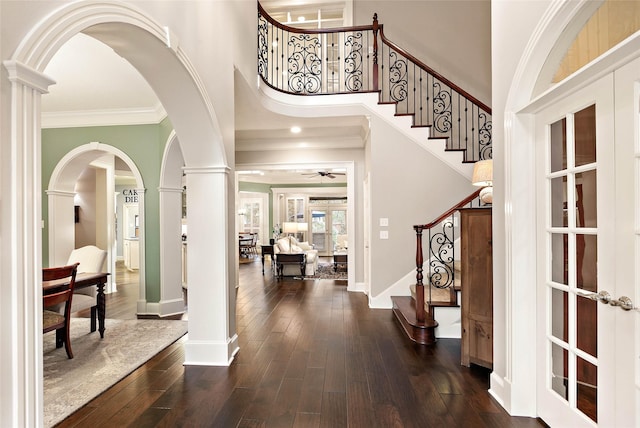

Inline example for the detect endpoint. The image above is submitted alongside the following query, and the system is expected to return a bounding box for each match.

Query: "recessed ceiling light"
[290,126,301,133]
[297,16,306,22]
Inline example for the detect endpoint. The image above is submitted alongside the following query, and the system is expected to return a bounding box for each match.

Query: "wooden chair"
[43,263,79,359]
[249,233,258,256]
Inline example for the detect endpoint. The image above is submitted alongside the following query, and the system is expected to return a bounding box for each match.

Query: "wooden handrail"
[378,27,491,115]
[258,2,491,161]
[414,188,482,231]
[258,2,374,35]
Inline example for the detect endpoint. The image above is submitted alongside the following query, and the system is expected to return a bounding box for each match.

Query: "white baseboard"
[184,334,239,366]
[348,281,366,293]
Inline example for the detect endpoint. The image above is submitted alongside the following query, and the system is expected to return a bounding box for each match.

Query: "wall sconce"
[472,159,493,204]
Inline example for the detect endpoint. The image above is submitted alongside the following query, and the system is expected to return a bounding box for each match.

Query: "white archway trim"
[47,142,146,297]
[3,2,230,425]
[48,142,144,191]
[11,0,226,166]
[491,0,603,417]
[1,60,54,428]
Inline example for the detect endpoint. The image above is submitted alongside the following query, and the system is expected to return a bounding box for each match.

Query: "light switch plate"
[380,230,389,239]
[379,218,389,227]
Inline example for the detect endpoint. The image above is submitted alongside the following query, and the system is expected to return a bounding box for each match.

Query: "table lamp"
[472,159,493,204]
[282,222,298,251]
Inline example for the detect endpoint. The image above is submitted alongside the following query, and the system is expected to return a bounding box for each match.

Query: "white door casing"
[535,61,639,426]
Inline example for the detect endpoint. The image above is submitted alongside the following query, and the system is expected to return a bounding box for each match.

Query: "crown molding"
[41,103,167,128]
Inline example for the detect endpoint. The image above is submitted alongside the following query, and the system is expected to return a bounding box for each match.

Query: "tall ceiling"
[42,29,364,185]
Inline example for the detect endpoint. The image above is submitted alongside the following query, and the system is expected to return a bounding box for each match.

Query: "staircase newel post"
[372,13,379,92]
[414,225,425,323]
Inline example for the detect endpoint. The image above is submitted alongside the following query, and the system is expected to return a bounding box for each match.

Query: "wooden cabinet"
[460,208,493,369]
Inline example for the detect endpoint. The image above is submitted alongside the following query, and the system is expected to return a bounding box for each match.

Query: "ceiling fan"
[303,170,346,179]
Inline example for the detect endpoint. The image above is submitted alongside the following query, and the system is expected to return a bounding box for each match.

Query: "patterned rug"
[43,318,187,427]
[310,263,347,280]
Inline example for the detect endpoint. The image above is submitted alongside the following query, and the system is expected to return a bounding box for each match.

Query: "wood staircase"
[256,6,491,345]
[391,262,461,345]
[391,190,482,345]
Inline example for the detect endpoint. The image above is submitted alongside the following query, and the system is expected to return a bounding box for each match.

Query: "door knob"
[577,290,611,304]
[609,296,636,311]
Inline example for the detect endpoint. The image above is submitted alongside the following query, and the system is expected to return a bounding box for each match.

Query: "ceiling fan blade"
[326,173,336,178]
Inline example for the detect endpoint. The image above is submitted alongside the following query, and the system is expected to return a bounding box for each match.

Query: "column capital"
[45,190,76,198]
[158,186,184,194]
[3,60,55,93]
[182,166,230,176]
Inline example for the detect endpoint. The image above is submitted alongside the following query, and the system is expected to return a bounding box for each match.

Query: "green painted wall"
[42,118,173,303]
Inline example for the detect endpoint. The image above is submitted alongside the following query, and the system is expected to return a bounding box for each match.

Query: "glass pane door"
[536,74,616,427]
[331,209,347,252]
[311,209,328,253]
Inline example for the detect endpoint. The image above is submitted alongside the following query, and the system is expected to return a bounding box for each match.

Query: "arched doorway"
[494,0,640,424]
[3,2,237,426]
[47,142,145,300]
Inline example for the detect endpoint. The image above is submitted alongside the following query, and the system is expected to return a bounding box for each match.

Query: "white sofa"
[274,237,318,276]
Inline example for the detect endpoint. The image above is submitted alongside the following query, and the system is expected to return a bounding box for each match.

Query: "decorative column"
[157,185,186,316]
[2,60,55,428]
[134,187,147,310]
[182,166,238,365]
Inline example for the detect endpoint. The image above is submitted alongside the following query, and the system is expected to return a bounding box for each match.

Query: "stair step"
[391,296,438,345]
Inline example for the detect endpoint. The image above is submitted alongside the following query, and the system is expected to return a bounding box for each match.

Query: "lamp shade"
[472,159,493,187]
[283,222,298,234]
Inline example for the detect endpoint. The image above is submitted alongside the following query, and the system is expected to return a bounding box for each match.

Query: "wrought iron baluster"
[257,4,491,161]
[428,218,455,290]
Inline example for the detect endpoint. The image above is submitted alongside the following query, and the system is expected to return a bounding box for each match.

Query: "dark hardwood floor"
[58,257,544,427]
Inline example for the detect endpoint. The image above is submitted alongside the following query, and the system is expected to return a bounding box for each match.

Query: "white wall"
[353,0,491,105]
[368,114,475,299]
[491,0,553,417]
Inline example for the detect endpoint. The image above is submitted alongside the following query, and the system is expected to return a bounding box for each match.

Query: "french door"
[535,61,639,427]
[310,206,347,256]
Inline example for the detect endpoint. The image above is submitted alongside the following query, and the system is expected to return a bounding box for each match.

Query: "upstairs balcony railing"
[258,3,492,162]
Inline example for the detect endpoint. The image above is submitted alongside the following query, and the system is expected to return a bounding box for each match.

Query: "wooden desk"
[275,253,305,279]
[43,272,110,339]
[261,245,274,275]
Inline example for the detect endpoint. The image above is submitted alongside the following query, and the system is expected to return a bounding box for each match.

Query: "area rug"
[43,318,188,427]
[310,263,347,279]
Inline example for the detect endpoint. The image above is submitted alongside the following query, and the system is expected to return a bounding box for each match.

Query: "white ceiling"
[42,32,365,184]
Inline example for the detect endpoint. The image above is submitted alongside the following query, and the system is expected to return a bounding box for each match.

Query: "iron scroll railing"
[257,3,492,162]
[413,189,482,323]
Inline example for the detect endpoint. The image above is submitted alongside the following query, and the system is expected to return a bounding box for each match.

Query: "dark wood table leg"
[96,280,106,338]
[262,254,266,274]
